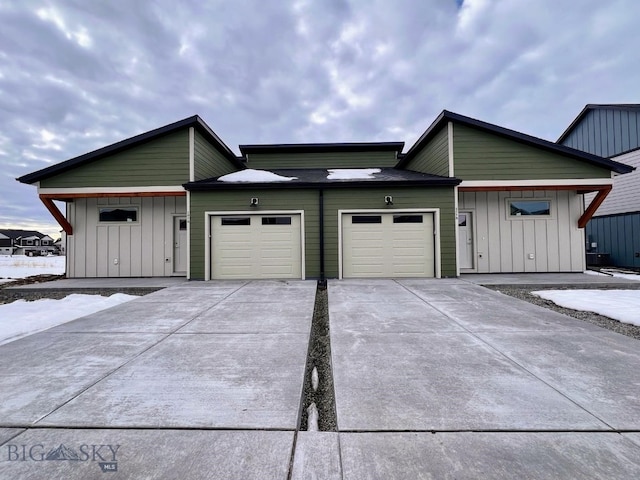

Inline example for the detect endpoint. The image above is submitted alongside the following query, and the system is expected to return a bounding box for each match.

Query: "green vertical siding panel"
[189,190,320,279]
[322,187,457,277]
[40,131,190,187]
[189,186,457,280]
[193,131,239,180]
[453,124,611,180]
[246,151,397,169]
[405,127,450,176]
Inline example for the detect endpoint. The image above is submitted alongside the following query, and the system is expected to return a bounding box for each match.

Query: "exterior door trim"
[338,208,441,279]
[458,209,476,272]
[204,210,305,281]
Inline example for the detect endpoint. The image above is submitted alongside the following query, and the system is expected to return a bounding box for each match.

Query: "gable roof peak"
[397,109,633,174]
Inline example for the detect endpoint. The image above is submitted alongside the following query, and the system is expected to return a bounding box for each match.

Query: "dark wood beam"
[39,195,73,235]
[578,186,612,228]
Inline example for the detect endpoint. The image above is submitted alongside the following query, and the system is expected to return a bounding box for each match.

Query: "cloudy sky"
[1,0,639,239]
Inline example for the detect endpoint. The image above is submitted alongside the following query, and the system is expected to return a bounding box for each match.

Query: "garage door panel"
[343,212,435,278]
[211,214,302,280]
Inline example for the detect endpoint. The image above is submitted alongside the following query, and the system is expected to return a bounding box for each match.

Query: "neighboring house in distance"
[0,229,57,256]
[558,104,640,268]
[54,232,66,255]
[0,232,11,255]
[17,112,631,279]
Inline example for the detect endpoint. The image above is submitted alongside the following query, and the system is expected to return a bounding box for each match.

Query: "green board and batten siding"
[40,131,190,188]
[188,187,457,280]
[193,130,238,181]
[452,124,612,180]
[322,187,456,278]
[404,127,450,177]
[246,151,397,169]
[189,190,320,280]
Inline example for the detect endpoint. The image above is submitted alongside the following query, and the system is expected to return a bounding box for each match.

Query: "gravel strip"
[0,275,160,305]
[488,285,640,341]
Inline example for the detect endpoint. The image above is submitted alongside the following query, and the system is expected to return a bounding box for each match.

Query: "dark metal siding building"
[559,104,640,268]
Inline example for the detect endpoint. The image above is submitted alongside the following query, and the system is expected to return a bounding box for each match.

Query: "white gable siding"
[585,149,640,216]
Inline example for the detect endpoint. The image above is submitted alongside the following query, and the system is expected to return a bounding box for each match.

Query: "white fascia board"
[38,186,186,194]
[459,178,614,188]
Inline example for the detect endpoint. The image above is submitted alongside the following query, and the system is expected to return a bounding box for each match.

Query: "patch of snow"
[0,255,65,279]
[311,366,319,392]
[218,169,297,183]
[307,402,319,431]
[0,293,137,345]
[600,269,640,282]
[532,289,640,326]
[583,270,608,277]
[327,168,381,180]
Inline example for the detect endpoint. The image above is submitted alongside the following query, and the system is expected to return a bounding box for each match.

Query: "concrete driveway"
[1,277,640,478]
[329,278,640,479]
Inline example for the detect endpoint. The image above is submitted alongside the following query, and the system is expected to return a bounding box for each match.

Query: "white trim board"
[38,186,186,194]
[459,179,613,188]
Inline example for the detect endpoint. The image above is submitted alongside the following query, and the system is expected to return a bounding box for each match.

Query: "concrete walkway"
[1,277,640,478]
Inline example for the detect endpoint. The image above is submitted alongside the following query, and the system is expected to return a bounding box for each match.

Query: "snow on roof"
[218,169,297,183]
[326,168,381,180]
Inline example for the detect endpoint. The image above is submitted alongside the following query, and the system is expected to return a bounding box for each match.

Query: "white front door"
[458,212,473,270]
[173,216,187,274]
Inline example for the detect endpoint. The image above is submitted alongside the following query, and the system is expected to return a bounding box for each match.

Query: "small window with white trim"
[99,207,138,223]
[352,215,382,224]
[221,217,251,226]
[393,215,423,224]
[262,217,292,225]
[508,200,551,218]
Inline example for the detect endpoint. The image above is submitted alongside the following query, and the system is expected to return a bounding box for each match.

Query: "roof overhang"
[239,142,404,155]
[457,178,614,228]
[17,116,243,185]
[398,110,634,175]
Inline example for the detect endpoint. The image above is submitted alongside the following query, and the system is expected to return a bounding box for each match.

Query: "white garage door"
[211,214,302,279]
[342,212,435,278]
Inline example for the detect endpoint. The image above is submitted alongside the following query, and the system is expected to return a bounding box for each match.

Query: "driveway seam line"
[394,280,618,432]
[32,282,247,427]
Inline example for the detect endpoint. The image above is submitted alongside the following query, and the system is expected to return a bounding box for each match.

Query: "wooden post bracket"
[39,195,73,235]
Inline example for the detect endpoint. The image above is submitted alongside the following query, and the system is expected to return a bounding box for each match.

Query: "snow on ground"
[533,290,640,326]
[0,255,136,345]
[0,255,65,279]
[327,168,381,180]
[218,169,297,182]
[584,269,640,281]
[0,293,137,345]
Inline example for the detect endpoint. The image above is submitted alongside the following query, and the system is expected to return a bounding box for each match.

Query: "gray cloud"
[1,0,639,238]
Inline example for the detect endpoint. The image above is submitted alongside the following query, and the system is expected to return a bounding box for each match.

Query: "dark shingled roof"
[0,229,47,239]
[183,168,461,191]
